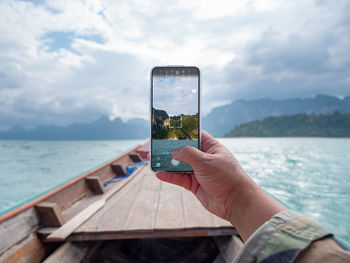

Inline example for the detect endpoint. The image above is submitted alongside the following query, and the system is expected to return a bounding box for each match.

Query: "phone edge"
[149,66,201,173]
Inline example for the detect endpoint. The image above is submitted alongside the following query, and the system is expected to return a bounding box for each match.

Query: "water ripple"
[219,138,350,244]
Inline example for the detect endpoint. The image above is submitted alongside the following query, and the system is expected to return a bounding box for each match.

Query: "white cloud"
[253,0,279,12]
[0,0,349,129]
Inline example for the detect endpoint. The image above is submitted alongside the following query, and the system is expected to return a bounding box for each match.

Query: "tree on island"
[224,112,350,137]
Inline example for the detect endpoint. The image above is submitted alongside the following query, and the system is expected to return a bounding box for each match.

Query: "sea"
[151,139,198,171]
[0,138,349,245]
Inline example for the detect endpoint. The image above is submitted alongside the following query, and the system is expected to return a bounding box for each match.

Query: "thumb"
[172,145,208,168]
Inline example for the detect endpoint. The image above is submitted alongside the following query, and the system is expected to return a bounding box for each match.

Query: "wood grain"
[110,164,127,176]
[0,208,40,255]
[0,233,46,263]
[38,166,236,242]
[46,199,105,241]
[122,170,161,231]
[0,144,141,224]
[129,153,143,162]
[38,227,237,241]
[181,188,215,228]
[46,165,147,241]
[155,182,184,230]
[35,202,65,227]
[85,176,105,195]
[78,169,145,232]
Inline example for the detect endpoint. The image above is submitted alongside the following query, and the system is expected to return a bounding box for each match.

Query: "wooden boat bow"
[0,140,241,263]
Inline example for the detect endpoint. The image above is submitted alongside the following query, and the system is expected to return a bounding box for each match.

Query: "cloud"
[153,76,198,116]
[0,0,349,129]
[203,0,350,109]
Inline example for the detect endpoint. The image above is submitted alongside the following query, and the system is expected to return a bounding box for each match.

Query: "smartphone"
[150,66,201,172]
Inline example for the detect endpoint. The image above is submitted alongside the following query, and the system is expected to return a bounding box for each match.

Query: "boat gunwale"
[0,143,142,224]
[39,226,237,242]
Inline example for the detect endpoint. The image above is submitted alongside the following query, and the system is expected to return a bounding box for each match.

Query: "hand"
[156,130,286,241]
[156,131,249,220]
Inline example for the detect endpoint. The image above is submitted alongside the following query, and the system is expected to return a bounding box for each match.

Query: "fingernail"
[172,148,179,158]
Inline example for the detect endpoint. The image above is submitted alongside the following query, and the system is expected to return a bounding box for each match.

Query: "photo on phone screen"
[151,66,200,172]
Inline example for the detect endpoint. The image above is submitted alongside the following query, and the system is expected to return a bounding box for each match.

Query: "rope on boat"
[103,161,148,187]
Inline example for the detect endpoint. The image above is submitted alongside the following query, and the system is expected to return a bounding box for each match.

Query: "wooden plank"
[0,144,141,224]
[103,165,146,201]
[0,233,46,263]
[42,242,87,263]
[0,208,40,255]
[62,194,101,222]
[85,176,105,195]
[154,182,185,230]
[122,170,161,231]
[89,163,115,184]
[78,168,145,232]
[38,167,237,242]
[110,164,127,176]
[46,199,106,241]
[35,202,65,227]
[129,153,143,162]
[38,227,237,241]
[181,188,216,228]
[46,165,147,241]
[44,179,91,211]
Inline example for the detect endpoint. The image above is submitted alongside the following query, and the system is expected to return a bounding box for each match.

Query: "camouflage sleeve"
[232,210,350,263]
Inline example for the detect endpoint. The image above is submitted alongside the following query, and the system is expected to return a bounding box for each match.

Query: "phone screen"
[151,66,200,172]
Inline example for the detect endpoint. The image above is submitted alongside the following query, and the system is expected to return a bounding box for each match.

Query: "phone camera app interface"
[152,68,199,171]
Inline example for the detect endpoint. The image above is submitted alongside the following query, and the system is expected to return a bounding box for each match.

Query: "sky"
[0,0,349,130]
[153,76,198,116]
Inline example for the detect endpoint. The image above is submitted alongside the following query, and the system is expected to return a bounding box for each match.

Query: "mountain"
[0,116,149,140]
[2,94,350,140]
[152,107,199,140]
[224,112,350,137]
[203,95,350,137]
[152,108,169,121]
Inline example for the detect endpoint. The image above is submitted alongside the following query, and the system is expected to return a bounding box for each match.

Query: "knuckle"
[201,153,213,164]
[182,145,193,151]
[179,145,192,156]
[194,153,214,170]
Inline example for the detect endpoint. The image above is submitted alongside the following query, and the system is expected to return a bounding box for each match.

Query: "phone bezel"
[150,66,201,172]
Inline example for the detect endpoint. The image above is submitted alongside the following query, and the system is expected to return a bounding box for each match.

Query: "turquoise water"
[219,138,350,245]
[0,138,349,245]
[0,140,144,214]
[151,140,198,171]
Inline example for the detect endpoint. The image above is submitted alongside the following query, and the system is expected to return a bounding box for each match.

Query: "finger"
[156,171,193,191]
[171,145,209,168]
[201,130,219,152]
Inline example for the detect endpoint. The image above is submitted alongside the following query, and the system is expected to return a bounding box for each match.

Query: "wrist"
[225,176,260,225]
[225,174,286,241]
